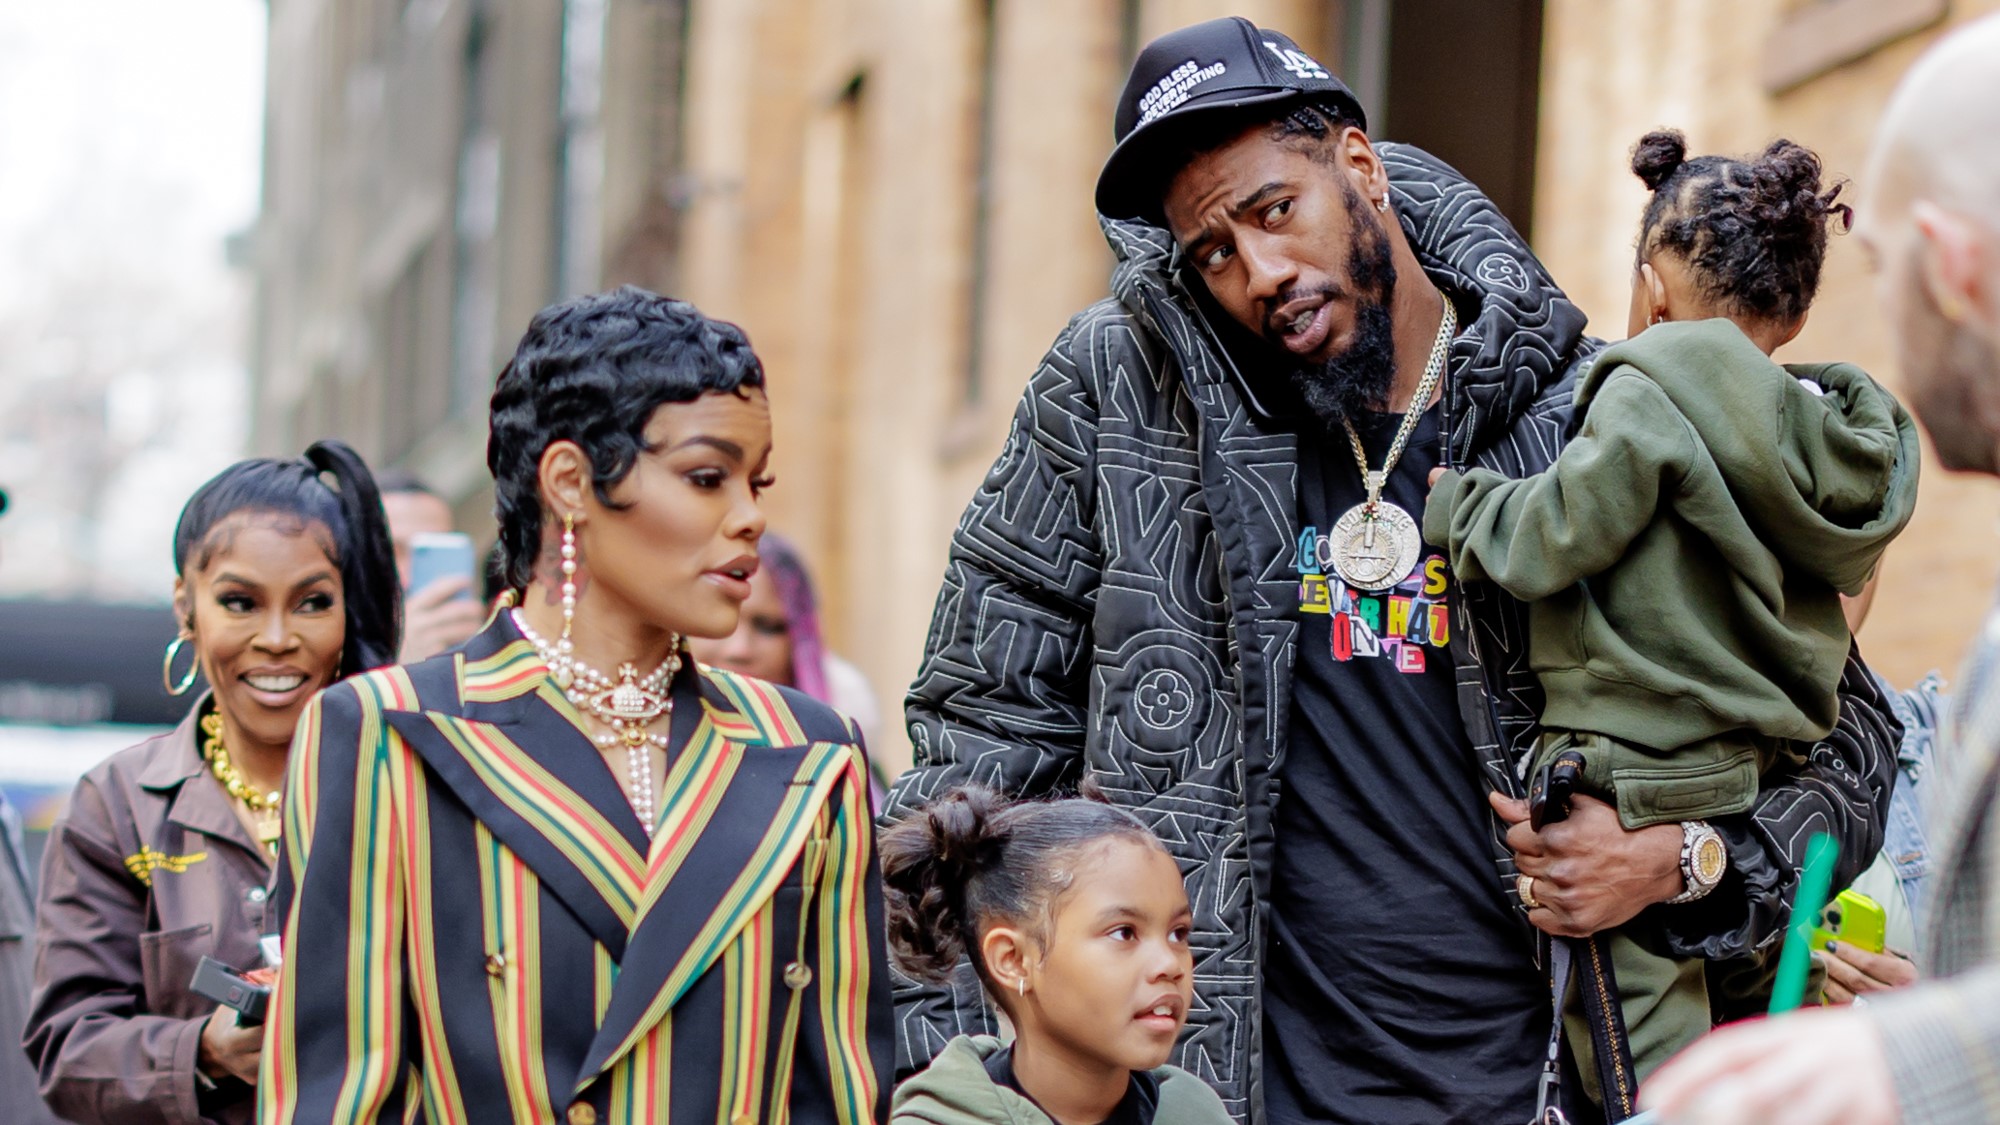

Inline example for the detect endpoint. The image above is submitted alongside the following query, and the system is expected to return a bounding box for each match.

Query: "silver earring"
[1376,197,1390,213]
[1016,979,1026,997]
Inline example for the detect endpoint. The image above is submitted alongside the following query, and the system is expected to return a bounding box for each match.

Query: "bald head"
[1868,14,2000,219]
[1857,14,2000,475]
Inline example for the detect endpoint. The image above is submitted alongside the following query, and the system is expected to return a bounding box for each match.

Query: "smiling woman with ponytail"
[24,439,400,1125]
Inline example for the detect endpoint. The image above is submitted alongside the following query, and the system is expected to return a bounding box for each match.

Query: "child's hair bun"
[880,785,1008,981]
[1631,130,1689,192]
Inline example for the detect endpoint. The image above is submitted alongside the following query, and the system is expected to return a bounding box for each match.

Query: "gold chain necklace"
[200,711,282,854]
[1326,299,1458,591]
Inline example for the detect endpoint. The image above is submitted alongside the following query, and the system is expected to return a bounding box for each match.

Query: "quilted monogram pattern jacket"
[882,144,1900,1123]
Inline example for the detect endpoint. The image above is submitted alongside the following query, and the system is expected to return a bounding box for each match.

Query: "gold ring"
[1517,874,1542,910]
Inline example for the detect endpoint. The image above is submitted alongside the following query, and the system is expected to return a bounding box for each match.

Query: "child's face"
[1014,838,1195,1075]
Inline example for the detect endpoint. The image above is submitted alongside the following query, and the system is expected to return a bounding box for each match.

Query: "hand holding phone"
[1810,889,1887,956]
[408,532,477,601]
[190,955,270,1026]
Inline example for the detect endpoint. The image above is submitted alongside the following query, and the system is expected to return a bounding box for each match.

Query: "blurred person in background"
[1643,14,2000,1124]
[1814,578,1941,1006]
[687,532,897,791]
[377,471,484,662]
[23,442,399,1125]
[260,288,890,1124]
[0,484,61,1125]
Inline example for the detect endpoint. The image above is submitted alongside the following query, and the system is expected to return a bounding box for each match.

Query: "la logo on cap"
[1263,40,1329,80]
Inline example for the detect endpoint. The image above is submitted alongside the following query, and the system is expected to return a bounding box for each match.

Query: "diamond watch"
[1664,820,1727,905]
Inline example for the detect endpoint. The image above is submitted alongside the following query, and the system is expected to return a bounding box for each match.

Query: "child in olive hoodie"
[881,786,1231,1125]
[1424,132,1920,1087]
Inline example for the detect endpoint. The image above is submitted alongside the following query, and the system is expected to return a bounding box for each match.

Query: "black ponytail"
[879,784,1162,992]
[302,441,402,674]
[173,439,403,678]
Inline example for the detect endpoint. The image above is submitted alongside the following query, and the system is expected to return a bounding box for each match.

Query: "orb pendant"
[1329,501,1421,592]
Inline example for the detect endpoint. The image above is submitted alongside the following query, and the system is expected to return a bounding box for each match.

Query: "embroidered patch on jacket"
[125,847,208,886]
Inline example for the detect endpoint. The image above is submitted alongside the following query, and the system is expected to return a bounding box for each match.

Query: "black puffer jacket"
[882,145,1898,1123]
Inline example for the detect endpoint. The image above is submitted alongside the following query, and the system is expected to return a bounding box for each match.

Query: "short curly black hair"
[486,286,765,590]
[1631,129,1852,325]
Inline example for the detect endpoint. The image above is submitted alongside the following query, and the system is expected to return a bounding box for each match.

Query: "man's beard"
[1901,272,2000,474]
[1283,183,1400,433]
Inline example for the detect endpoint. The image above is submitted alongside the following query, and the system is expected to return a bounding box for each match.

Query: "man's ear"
[537,441,591,523]
[1339,127,1388,209]
[980,924,1035,998]
[1913,200,1994,331]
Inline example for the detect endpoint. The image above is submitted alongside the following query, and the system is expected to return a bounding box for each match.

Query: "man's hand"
[1491,791,1683,936]
[1641,1008,1899,1125]
[400,576,485,663]
[1819,944,1919,1005]
[1427,466,1447,496]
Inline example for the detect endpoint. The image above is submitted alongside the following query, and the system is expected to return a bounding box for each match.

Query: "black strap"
[1534,937,1570,1125]
[1577,933,1640,1121]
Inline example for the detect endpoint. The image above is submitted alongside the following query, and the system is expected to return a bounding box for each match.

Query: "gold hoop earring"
[162,636,199,696]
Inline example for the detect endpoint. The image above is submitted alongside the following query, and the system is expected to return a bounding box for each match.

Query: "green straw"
[1769,831,1839,1015]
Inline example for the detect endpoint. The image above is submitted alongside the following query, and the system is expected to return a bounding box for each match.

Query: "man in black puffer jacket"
[883,19,1899,1125]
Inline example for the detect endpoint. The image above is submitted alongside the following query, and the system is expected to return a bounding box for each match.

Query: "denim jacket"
[1882,672,1946,935]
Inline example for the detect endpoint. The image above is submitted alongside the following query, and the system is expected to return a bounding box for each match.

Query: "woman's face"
[575,389,772,640]
[685,567,794,684]
[1008,838,1195,1076]
[174,513,347,758]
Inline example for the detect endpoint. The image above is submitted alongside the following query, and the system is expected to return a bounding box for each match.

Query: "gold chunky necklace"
[200,711,282,854]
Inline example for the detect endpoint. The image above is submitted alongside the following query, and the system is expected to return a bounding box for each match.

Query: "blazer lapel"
[571,686,859,1089]
[381,623,652,956]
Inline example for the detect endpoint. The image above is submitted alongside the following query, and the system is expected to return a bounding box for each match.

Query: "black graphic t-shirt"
[1263,404,1547,1124]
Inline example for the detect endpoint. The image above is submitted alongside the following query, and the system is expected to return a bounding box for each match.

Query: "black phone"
[189,956,270,1027]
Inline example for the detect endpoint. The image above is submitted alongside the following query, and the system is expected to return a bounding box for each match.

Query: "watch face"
[1693,834,1727,884]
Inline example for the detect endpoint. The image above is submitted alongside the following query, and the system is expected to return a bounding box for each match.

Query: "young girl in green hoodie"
[880,786,1231,1125]
[1424,130,1920,1097]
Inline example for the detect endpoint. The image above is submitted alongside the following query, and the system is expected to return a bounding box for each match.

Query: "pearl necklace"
[512,609,679,835]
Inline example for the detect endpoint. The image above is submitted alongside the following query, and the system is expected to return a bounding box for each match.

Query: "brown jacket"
[25,703,276,1125]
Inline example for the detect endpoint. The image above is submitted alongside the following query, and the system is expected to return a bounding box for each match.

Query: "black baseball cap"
[1095,17,1366,226]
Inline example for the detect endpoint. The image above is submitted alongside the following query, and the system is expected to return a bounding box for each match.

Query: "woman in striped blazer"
[260,289,892,1125]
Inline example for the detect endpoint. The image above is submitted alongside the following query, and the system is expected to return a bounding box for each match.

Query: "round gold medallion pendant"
[1329,501,1421,592]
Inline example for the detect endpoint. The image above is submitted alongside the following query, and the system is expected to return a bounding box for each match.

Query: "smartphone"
[408,532,476,600]
[189,956,271,1026]
[1810,888,1887,955]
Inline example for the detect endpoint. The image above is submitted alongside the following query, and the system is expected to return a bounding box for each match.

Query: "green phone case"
[1809,888,1887,955]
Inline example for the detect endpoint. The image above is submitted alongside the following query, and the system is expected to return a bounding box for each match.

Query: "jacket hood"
[890,1036,1039,1125]
[1103,142,1595,459]
[889,1035,1232,1125]
[1580,319,1920,593]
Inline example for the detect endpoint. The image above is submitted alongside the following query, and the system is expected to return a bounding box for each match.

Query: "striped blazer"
[259,614,891,1125]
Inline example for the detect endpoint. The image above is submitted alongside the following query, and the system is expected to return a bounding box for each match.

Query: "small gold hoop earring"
[162,636,199,696]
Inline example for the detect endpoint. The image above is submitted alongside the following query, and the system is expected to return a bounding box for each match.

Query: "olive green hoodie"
[1423,318,1919,750]
[890,1035,1232,1125]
